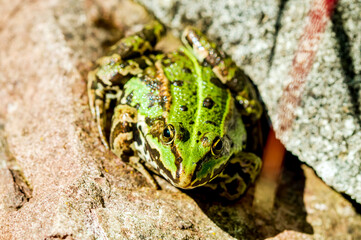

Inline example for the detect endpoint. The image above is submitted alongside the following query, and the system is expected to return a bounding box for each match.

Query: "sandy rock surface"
[0,0,360,239]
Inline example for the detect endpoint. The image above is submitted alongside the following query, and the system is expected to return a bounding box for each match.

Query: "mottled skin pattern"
[88,21,263,200]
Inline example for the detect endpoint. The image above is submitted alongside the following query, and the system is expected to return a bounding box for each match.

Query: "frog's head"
[145,110,246,189]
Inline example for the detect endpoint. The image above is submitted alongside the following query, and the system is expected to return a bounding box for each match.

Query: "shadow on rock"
[186,152,313,240]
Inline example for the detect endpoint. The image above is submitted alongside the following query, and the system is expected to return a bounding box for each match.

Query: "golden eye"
[211,137,223,156]
[161,124,175,144]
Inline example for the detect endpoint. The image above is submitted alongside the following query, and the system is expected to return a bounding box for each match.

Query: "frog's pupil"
[214,140,222,150]
[163,128,171,138]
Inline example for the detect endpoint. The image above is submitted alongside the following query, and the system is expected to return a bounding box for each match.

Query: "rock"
[0,0,360,239]
[135,0,361,204]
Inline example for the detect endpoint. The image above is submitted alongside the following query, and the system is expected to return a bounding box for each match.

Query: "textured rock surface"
[0,0,360,239]
[136,0,361,204]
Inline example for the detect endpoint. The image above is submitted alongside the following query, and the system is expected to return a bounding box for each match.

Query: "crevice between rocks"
[44,234,74,240]
[8,168,33,209]
[0,122,33,210]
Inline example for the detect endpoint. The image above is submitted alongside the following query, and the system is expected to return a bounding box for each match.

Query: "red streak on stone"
[276,0,338,135]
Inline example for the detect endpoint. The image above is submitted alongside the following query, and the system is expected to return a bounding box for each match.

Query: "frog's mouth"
[171,152,229,189]
[190,155,228,188]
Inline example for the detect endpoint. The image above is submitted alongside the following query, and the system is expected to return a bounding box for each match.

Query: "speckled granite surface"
[136,0,361,204]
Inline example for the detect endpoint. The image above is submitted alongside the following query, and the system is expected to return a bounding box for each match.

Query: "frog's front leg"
[182,27,262,123]
[88,65,132,149]
[204,152,262,200]
[110,104,160,189]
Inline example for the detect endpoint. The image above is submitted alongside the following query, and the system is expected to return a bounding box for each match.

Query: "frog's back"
[120,47,246,188]
[121,49,232,133]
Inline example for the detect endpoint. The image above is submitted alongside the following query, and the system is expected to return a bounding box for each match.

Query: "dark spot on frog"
[196,140,199,143]
[202,60,210,67]
[172,146,183,166]
[182,67,192,73]
[108,72,124,85]
[197,131,201,136]
[133,128,142,147]
[223,160,251,186]
[95,94,103,100]
[159,95,170,110]
[125,92,133,105]
[203,97,215,109]
[141,77,161,90]
[145,139,161,162]
[172,80,183,86]
[180,105,188,111]
[225,178,242,196]
[91,79,98,89]
[117,140,134,162]
[205,120,217,126]
[147,94,160,108]
[210,77,225,89]
[112,121,133,136]
[147,79,161,90]
[148,102,155,108]
[171,145,184,180]
[178,124,190,142]
[189,120,194,125]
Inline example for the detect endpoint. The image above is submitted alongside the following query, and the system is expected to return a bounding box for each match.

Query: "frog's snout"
[171,163,197,189]
[173,178,193,189]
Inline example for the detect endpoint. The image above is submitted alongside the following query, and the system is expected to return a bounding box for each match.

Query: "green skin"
[88,21,263,200]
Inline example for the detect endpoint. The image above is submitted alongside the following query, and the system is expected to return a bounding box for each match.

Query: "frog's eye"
[161,124,175,144]
[211,137,223,156]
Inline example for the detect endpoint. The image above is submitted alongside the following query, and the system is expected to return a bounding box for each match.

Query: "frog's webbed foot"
[88,20,166,149]
[181,27,262,123]
[204,152,262,201]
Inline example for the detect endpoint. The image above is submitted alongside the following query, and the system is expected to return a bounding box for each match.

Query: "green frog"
[88,20,263,200]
